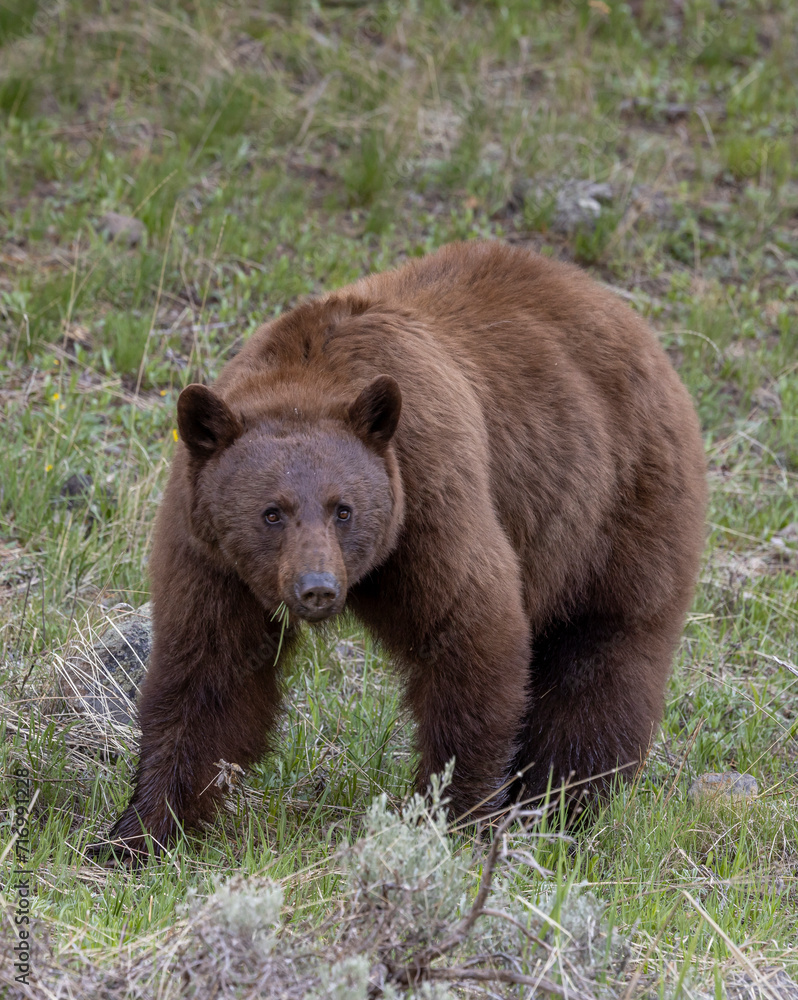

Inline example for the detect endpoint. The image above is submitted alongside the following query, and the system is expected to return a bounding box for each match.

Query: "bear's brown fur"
[110,240,706,855]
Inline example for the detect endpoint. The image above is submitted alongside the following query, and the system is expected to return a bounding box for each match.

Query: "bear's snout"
[294,572,342,620]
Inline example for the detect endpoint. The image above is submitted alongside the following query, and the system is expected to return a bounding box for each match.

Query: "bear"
[108,239,707,856]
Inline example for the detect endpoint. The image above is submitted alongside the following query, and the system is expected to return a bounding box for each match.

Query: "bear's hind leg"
[514,610,679,809]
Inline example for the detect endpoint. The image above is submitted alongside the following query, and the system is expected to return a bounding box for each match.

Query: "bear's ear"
[348,375,402,451]
[177,384,243,461]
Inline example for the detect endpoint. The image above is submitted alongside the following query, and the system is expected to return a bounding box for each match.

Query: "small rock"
[58,603,152,725]
[552,180,615,234]
[775,522,798,543]
[688,771,758,803]
[510,178,616,232]
[96,212,146,248]
[769,536,794,562]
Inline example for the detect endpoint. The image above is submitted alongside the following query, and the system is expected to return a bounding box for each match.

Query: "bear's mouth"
[292,602,344,623]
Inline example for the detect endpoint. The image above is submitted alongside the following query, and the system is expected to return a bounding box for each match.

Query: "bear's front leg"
[388,563,531,822]
[109,555,293,858]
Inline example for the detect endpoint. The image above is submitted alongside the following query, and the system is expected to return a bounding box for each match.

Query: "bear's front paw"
[89,804,175,865]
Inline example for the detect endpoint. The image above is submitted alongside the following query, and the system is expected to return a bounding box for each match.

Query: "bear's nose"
[295,572,340,611]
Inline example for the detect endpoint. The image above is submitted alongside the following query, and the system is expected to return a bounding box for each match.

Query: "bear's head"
[175,376,404,622]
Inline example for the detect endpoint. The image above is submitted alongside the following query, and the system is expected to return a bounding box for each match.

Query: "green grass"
[1,0,797,996]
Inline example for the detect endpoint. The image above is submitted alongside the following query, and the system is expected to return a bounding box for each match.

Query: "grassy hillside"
[1,1,796,997]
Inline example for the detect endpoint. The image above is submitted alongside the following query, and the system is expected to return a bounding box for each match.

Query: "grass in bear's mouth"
[1,1,797,997]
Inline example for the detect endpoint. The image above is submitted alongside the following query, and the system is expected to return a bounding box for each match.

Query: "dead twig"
[420,965,597,999]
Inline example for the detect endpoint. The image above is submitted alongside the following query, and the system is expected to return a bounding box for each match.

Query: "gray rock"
[776,521,798,543]
[59,603,152,725]
[510,178,616,232]
[552,180,615,234]
[688,771,758,802]
[96,212,146,247]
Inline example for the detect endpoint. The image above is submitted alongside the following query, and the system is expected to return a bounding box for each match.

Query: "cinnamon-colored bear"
[110,241,706,854]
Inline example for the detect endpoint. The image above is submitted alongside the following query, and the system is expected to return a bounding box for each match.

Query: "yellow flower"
[160,389,167,396]
[172,429,179,442]
[45,464,53,472]
[52,392,60,401]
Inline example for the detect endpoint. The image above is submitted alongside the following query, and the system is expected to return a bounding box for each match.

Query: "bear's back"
[220,241,705,626]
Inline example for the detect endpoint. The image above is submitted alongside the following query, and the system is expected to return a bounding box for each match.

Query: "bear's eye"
[337,505,352,522]
[263,508,282,524]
